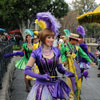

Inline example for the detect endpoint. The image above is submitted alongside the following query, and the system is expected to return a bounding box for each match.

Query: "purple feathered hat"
[76,25,85,38]
[36,12,61,36]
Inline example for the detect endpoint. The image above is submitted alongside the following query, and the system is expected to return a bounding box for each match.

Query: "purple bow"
[52,79,70,99]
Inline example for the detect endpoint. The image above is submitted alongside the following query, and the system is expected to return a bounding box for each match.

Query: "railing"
[85,38,96,44]
[0,40,13,89]
[85,38,98,54]
[87,43,98,54]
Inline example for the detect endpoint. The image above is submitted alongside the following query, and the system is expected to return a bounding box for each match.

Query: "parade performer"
[26,31,40,81]
[96,43,100,70]
[24,12,75,100]
[95,43,100,77]
[15,29,34,92]
[60,29,95,100]
[4,29,39,92]
[76,26,97,73]
[32,32,40,50]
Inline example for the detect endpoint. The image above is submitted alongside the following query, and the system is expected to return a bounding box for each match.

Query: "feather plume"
[64,29,70,37]
[24,29,34,37]
[36,12,61,36]
[76,25,85,38]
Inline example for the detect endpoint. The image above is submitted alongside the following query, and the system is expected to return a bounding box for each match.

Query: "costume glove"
[4,51,24,58]
[57,64,66,74]
[4,53,13,58]
[65,71,75,77]
[82,71,89,79]
[14,52,24,56]
[24,66,50,80]
[57,64,74,77]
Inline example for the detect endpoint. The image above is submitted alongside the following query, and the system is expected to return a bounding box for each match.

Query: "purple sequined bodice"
[38,55,58,81]
[31,46,61,80]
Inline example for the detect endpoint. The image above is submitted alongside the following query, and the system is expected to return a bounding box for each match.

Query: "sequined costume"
[60,42,92,100]
[15,43,32,70]
[26,42,40,80]
[25,46,70,100]
[79,42,96,71]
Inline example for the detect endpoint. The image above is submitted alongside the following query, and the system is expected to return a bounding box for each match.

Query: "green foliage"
[71,0,100,38]
[48,0,69,18]
[0,0,51,30]
[0,0,69,30]
[83,23,100,38]
[72,0,97,14]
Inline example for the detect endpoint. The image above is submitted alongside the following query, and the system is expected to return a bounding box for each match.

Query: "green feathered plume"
[64,29,71,37]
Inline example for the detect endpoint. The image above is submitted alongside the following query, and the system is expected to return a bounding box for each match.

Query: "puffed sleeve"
[30,47,42,66]
[31,50,37,60]
[54,47,61,58]
[22,43,26,49]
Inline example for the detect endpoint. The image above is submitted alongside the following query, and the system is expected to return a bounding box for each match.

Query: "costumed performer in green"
[15,29,34,92]
[60,29,95,100]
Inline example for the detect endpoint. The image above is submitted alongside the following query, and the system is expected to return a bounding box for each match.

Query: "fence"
[0,40,13,89]
[85,38,96,43]
[84,38,98,54]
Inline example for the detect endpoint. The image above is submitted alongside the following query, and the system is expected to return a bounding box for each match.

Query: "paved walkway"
[81,66,100,100]
[10,59,100,100]
[10,57,28,100]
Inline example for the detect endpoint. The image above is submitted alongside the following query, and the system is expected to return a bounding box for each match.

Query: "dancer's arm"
[78,46,95,65]
[89,52,97,62]
[24,51,50,80]
[57,56,74,77]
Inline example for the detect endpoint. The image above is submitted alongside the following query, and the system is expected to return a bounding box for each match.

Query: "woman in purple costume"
[76,26,96,76]
[24,28,75,100]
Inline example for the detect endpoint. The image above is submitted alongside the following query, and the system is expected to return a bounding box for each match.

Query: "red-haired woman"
[24,28,74,100]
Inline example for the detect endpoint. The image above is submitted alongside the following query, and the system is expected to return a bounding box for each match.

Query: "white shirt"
[59,39,63,43]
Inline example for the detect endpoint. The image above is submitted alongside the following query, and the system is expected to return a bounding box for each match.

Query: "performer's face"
[26,35,32,43]
[79,37,84,44]
[45,36,54,47]
[70,39,78,45]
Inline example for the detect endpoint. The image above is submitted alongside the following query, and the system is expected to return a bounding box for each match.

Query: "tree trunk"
[19,19,34,40]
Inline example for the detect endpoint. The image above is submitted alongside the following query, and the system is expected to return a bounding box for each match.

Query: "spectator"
[96,43,100,70]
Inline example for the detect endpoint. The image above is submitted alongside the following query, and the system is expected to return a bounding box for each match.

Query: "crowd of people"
[4,12,100,100]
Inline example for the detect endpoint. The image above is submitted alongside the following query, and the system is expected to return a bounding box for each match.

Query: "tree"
[60,11,79,35]
[0,0,51,37]
[83,23,100,39]
[0,0,69,37]
[71,0,100,39]
[48,0,69,18]
[71,0,97,14]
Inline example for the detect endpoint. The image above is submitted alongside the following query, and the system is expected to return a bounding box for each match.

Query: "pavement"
[10,57,100,100]
[10,57,28,100]
[10,69,28,100]
[80,66,100,100]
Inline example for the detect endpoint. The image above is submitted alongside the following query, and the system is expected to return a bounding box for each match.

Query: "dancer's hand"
[40,74,50,80]
[90,62,96,66]
[82,71,89,79]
